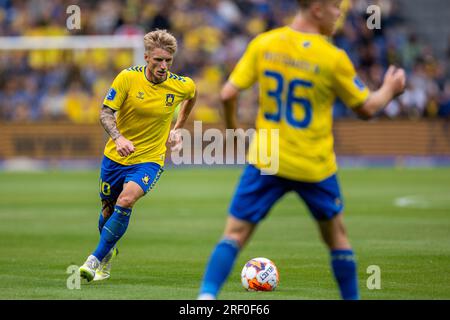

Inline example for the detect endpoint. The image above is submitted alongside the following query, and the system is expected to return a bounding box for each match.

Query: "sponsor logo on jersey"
[136,91,145,99]
[353,76,366,91]
[106,88,117,101]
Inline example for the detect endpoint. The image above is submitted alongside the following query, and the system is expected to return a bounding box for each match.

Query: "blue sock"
[92,205,131,261]
[331,249,359,300]
[98,211,107,234]
[199,238,240,297]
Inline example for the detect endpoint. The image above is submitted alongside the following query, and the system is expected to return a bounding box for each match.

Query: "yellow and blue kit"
[228,26,369,222]
[200,25,363,301]
[100,66,195,198]
[230,26,369,183]
[103,66,196,167]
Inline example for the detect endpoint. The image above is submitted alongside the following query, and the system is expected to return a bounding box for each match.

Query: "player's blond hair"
[143,29,177,55]
[297,0,329,9]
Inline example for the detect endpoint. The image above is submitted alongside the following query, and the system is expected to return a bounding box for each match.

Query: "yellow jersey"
[103,66,196,166]
[229,26,369,182]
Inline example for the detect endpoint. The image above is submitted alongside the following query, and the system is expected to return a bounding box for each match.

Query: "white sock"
[197,293,216,300]
[87,255,100,268]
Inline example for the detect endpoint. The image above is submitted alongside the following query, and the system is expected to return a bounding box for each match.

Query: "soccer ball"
[241,257,279,291]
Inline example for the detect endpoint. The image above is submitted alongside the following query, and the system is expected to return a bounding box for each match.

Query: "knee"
[223,225,254,248]
[116,195,136,208]
[222,216,255,248]
[321,226,350,250]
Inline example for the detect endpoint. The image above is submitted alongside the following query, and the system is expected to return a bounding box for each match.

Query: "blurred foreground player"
[198,0,405,299]
[79,29,196,282]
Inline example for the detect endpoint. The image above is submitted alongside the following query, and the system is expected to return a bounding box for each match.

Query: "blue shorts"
[229,165,344,223]
[99,156,163,201]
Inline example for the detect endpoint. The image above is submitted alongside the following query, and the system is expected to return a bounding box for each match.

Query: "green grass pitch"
[0,167,449,299]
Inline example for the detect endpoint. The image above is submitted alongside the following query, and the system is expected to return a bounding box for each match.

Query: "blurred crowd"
[0,0,449,124]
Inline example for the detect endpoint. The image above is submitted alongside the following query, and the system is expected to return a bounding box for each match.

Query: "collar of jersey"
[286,26,327,39]
[143,66,168,85]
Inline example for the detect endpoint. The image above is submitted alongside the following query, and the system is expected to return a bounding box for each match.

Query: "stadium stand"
[0,0,449,124]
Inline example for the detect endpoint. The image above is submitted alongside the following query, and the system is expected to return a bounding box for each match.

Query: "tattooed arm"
[100,105,135,157]
[100,106,121,140]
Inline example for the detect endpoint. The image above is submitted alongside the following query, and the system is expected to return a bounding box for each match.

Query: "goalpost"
[0,35,146,169]
[0,35,145,64]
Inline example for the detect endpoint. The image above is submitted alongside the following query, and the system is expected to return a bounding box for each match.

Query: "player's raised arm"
[99,105,135,157]
[354,66,406,120]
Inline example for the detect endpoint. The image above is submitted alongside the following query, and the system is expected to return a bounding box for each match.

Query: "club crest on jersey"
[136,91,145,99]
[165,93,175,107]
[142,174,150,185]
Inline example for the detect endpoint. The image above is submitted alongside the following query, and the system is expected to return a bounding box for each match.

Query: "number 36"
[264,70,313,128]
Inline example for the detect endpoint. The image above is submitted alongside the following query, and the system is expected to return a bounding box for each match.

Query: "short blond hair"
[297,0,327,9]
[143,29,177,55]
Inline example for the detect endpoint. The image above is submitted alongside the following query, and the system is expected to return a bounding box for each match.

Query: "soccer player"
[198,0,405,300]
[79,29,197,282]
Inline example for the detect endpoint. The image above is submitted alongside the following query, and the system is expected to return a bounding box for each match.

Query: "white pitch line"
[394,195,431,208]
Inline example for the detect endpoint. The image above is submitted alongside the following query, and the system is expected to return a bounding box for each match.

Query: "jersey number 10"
[264,70,313,128]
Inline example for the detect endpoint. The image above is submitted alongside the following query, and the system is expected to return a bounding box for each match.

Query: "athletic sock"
[98,211,107,234]
[199,238,240,298]
[331,249,359,300]
[92,205,131,261]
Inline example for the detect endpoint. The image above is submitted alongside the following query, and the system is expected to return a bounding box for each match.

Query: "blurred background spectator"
[0,0,449,124]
